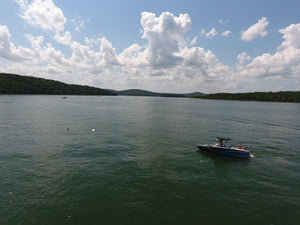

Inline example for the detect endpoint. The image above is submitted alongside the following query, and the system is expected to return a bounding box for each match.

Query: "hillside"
[2,73,297,102]
[0,73,116,95]
[194,91,300,103]
[116,89,204,98]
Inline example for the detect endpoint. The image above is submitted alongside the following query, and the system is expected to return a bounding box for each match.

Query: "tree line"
[1,73,299,102]
[195,91,300,103]
[0,73,116,96]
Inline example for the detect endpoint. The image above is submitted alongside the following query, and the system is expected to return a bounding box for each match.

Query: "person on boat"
[225,142,230,149]
[217,138,222,147]
[238,143,242,149]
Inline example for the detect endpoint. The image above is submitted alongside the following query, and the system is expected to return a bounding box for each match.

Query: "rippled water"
[1,95,299,225]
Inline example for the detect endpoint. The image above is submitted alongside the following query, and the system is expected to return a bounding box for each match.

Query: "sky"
[0,0,300,93]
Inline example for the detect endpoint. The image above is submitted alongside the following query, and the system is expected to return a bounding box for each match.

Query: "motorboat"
[197,137,251,158]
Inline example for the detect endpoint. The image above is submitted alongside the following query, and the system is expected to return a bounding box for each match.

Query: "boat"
[197,137,251,158]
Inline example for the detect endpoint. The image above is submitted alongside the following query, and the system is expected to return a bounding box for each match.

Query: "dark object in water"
[197,137,251,158]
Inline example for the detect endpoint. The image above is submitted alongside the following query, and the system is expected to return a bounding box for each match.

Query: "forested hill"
[195,91,300,103]
[115,89,204,98]
[1,73,299,102]
[0,73,116,95]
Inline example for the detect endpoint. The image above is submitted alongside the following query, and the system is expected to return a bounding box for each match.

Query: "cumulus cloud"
[140,12,191,69]
[54,31,72,45]
[222,30,231,37]
[238,23,300,79]
[44,43,70,66]
[279,23,300,49]
[4,0,298,93]
[16,0,66,33]
[241,17,269,41]
[206,28,218,39]
[0,25,34,61]
[99,37,120,66]
[200,28,218,39]
[127,12,230,83]
[0,9,233,92]
[237,52,251,65]
[241,49,300,79]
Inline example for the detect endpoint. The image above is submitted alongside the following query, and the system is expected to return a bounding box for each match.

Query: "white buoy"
[91,129,95,132]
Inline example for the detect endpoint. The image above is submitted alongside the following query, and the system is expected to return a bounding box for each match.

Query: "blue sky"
[0,0,300,93]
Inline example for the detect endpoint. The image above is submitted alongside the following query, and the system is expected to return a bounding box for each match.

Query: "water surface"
[1,95,299,225]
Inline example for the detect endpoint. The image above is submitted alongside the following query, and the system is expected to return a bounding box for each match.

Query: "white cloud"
[241,17,269,42]
[279,23,300,49]
[71,17,90,32]
[44,43,70,66]
[200,29,206,37]
[0,10,232,92]
[218,18,230,25]
[0,25,34,61]
[241,49,300,79]
[206,28,218,39]
[54,31,72,45]
[17,0,66,33]
[135,12,229,84]
[222,30,232,37]
[26,34,44,50]
[84,37,102,48]
[238,23,300,80]
[189,36,197,46]
[119,43,143,67]
[70,41,97,67]
[3,1,299,93]
[140,12,191,69]
[200,28,218,39]
[237,52,251,65]
[99,37,120,66]
[137,12,230,84]
[178,47,230,80]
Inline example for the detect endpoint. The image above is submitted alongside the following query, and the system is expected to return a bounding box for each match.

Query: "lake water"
[0,95,300,225]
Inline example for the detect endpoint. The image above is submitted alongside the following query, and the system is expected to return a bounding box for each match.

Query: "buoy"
[91,129,95,132]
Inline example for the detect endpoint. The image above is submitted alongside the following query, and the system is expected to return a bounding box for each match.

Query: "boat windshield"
[216,137,230,148]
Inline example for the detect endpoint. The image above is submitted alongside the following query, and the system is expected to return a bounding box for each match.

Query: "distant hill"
[1,73,298,102]
[0,73,116,95]
[116,89,161,96]
[194,91,300,103]
[115,89,204,98]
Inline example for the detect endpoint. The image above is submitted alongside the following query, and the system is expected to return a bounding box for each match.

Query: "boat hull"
[197,145,250,158]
